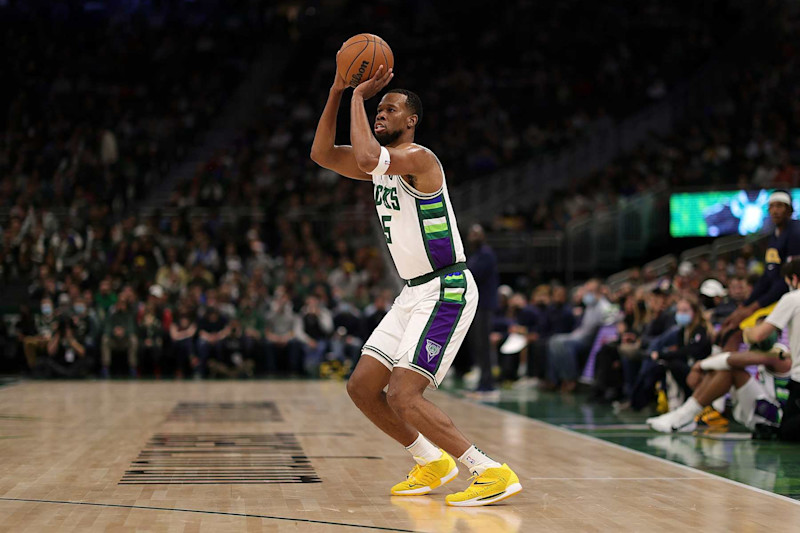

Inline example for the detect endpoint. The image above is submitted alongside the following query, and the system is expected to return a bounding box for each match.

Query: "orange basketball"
[336,34,394,88]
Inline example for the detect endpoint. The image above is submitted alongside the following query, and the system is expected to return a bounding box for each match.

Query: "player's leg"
[350,295,450,495]
[648,369,734,433]
[391,270,521,506]
[347,355,418,445]
[386,367,470,456]
[694,369,735,406]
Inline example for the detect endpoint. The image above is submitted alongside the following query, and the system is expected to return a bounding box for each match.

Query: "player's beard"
[375,128,401,146]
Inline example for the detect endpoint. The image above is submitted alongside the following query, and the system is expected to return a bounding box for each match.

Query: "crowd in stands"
[507,5,799,232]
[486,247,763,407]
[0,1,278,211]
[219,0,748,206]
[2,202,395,379]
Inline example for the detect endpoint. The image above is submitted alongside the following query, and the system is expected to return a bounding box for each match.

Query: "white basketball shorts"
[362,268,478,388]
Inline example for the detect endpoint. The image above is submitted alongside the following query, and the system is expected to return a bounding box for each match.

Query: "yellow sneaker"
[391,450,459,496]
[695,406,729,428]
[445,464,522,507]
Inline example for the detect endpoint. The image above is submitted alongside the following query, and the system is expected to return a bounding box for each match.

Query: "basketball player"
[646,334,791,433]
[743,260,800,441]
[310,60,521,506]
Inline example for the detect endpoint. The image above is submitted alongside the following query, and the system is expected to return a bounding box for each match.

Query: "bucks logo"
[425,340,442,363]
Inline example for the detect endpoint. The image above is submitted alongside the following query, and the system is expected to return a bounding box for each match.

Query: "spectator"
[630,297,712,411]
[22,297,57,372]
[546,279,612,393]
[196,303,231,378]
[208,319,256,379]
[592,292,646,403]
[138,301,164,378]
[546,285,575,336]
[39,319,92,378]
[238,300,267,374]
[69,295,100,360]
[265,287,305,375]
[170,306,198,379]
[297,295,334,375]
[101,289,138,378]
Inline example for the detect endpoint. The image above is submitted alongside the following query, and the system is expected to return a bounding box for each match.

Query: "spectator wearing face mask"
[546,279,612,393]
[69,296,100,359]
[38,319,92,378]
[629,297,712,411]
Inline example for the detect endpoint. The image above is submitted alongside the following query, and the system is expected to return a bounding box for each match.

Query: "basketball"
[336,34,394,88]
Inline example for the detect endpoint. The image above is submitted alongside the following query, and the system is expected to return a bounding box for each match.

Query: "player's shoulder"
[780,289,800,303]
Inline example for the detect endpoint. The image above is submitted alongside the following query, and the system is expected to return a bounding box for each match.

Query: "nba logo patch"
[425,340,442,363]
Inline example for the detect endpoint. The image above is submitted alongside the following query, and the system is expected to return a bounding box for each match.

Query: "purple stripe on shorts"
[415,302,461,375]
[427,237,454,269]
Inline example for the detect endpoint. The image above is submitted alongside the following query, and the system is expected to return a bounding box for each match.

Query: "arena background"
[2,1,800,531]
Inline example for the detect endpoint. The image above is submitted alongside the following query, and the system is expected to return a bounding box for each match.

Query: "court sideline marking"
[457,392,800,507]
[0,497,424,533]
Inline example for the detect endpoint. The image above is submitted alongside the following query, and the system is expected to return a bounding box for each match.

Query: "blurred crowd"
[1,203,394,379]
[504,6,800,232]
[302,0,745,186]
[482,248,763,406]
[0,1,278,211]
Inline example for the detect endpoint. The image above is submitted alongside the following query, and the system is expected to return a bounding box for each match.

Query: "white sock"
[405,433,441,465]
[678,397,704,418]
[458,445,502,475]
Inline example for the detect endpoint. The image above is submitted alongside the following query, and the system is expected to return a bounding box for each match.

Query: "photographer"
[38,319,92,378]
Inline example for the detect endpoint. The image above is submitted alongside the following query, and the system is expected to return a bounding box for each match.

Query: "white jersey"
[371,147,466,281]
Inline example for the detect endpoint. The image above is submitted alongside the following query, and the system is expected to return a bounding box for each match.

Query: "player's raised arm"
[349,67,440,193]
[310,52,372,181]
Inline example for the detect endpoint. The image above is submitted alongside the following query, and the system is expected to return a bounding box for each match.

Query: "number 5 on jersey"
[381,215,392,244]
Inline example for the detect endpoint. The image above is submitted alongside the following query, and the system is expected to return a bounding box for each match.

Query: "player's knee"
[346,374,366,405]
[385,386,419,419]
[346,371,379,407]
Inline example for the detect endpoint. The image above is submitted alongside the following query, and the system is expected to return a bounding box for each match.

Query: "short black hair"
[386,88,423,125]
[781,258,800,279]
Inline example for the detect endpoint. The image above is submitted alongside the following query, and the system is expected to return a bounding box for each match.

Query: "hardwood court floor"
[1,380,799,532]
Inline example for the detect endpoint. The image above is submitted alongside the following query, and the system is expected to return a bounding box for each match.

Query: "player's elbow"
[309,147,324,165]
[355,155,377,174]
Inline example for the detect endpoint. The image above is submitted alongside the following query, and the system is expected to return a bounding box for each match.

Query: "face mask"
[675,312,692,326]
[41,304,53,315]
[73,304,86,314]
[582,293,597,306]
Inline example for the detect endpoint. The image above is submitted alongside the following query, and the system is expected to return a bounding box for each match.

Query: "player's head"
[768,189,793,227]
[374,89,423,146]
[781,258,800,289]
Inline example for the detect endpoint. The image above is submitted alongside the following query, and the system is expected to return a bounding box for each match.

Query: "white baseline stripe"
[451,392,800,507]
[525,477,709,481]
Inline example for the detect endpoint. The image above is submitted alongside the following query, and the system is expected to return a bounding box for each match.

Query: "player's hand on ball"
[353,65,393,100]
[332,51,349,91]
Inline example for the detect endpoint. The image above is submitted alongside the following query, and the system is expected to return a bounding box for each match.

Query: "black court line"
[0,497,424,533]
